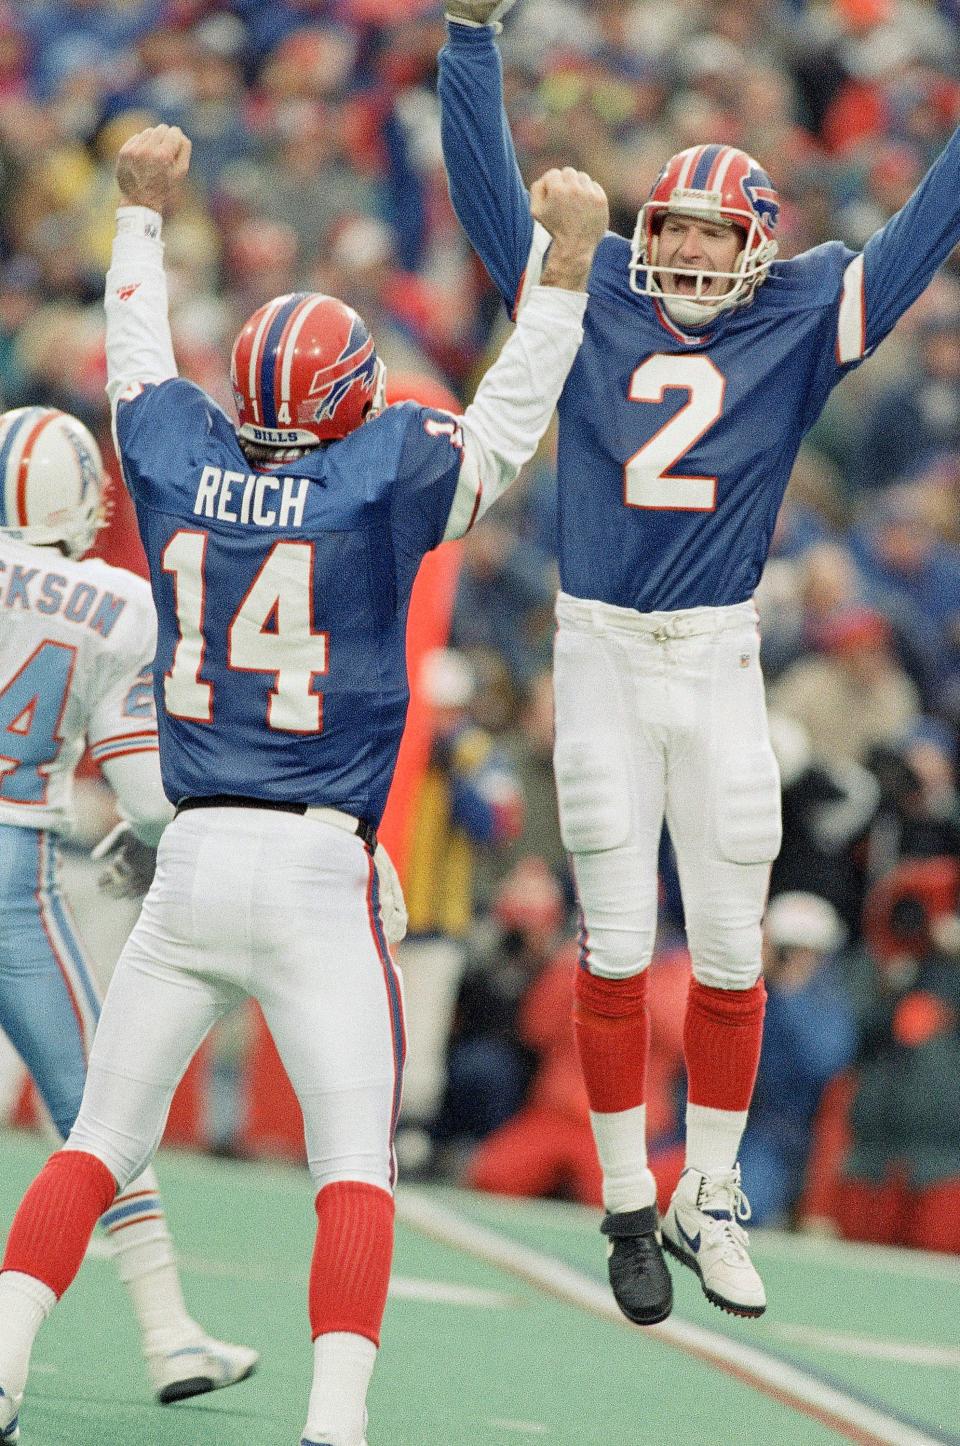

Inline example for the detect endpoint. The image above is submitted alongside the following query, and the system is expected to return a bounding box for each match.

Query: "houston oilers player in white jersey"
[0,122,607,1446]
[439,0,960,1328]
[0,405,261,1433]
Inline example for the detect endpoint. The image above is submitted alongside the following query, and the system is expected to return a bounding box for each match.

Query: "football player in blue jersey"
[0,405,261,1427]
[0,123,608,1446]
[437,0,960,1327]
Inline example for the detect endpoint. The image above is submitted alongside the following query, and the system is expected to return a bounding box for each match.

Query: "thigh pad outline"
[715,744,782,865]
[553,633,632,855]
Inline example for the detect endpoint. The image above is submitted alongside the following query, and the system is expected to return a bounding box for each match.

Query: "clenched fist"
[445,0,519,27]
[116,123,191,214]
[531,167,609,293]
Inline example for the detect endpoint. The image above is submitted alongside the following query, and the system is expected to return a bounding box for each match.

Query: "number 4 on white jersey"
[163,532,328,732]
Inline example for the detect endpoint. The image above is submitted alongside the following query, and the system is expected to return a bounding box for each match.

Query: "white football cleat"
[148,1336,259,1404]
[0,1385,21,1443]
[661,1164,766,1318]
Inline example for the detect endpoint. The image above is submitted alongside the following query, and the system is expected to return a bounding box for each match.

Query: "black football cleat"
[601,1203,673,1326]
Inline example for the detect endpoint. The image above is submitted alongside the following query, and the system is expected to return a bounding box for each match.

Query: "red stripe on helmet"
[16,410,60,527]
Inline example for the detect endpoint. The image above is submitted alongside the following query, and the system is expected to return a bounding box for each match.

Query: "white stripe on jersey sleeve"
[836,253,866,364]
[513,220,554,317]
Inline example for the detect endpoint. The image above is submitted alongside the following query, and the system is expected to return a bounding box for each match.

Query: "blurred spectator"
[487,666,569,900]
[833,855,960,1251]
[857,311,960,491]
[241,98,378,253]
[433,856,565,1167]
[770,604,920,765]
[758,538,863,682]
[451,515,556,685]
[740,893,857,1226]
[0,256,41,408]
[768,711,880,933]
[469,933,692,1210]
[466,937,604,1206]
[864,715,960,877]
[850,485,960,701]
[396,646,523,1158]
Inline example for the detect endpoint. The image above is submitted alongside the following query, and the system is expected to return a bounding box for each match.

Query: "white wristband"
[115,206,163,241]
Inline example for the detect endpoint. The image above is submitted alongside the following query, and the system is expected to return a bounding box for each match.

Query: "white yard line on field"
[86,1237,516,1309]
[771,1324,960,1369]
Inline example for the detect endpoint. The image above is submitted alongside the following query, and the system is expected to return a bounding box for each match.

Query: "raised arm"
[439,4,552,317]
[836,127,960,365]
[442,166,608,539]
[104,125,190,418]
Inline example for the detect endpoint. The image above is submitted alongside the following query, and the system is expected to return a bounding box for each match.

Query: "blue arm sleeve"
[862,127,960,352]
[438,22,535,315]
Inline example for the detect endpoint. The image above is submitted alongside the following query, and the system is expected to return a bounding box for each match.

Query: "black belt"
[175,794,378,850]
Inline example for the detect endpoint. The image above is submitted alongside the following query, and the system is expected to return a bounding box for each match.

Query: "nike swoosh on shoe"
[677,1220,702,1254]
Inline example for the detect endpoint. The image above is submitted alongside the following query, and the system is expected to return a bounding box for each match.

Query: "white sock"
[684,1103,748,1176]
[101,1166,201,1357]
[304,1332,376,1446]
[0,1271,56,1398]
[589,1104,657,1214]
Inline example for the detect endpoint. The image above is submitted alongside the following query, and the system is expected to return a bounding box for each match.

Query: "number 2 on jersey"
[625,354,725,511]
[162,533,328,732]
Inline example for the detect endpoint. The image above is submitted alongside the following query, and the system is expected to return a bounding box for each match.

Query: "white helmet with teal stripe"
[0,406,105,559]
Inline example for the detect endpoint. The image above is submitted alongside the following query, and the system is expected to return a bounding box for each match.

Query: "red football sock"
[309,1181,394,1346]
[684,977,767,1112]
[573,968,650,1114]
[2,1150,117,1298]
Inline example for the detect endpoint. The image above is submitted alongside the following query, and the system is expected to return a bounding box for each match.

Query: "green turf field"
[0,1130,957,1445]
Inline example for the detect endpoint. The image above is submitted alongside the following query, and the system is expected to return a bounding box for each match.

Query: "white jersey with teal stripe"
[0,534,159,833]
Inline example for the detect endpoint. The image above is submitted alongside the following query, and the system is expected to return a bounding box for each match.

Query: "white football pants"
[64,807,405,1194]
[553,593,781,989]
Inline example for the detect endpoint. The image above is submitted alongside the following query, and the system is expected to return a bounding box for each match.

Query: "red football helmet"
[230,291,386,448]
[631,144,780,321]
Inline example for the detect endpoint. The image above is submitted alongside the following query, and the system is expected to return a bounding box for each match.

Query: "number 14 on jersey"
[162,532,329,732]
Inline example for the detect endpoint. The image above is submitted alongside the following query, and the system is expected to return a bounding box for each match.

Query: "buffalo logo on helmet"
[304,317,379,428]
[741,169,780,235]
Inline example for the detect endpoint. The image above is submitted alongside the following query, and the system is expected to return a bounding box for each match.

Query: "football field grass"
[0,1129,957,1445]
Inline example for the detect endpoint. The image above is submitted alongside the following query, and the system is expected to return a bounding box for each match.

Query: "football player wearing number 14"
[440,0,960,1327]
[0,122,607,1446]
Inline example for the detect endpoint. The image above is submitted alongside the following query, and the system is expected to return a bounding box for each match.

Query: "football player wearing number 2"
[440,0,960,1327]
[0,122,607,1446]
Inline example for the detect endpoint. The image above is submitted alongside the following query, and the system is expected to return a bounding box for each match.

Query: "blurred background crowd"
[2,0,960,1251]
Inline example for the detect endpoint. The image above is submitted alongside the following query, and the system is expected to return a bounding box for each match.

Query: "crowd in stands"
[3,0,960,1249]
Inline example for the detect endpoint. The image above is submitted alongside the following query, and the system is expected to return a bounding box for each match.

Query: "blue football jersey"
[115,380,463,820]
[439,25,960,611]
